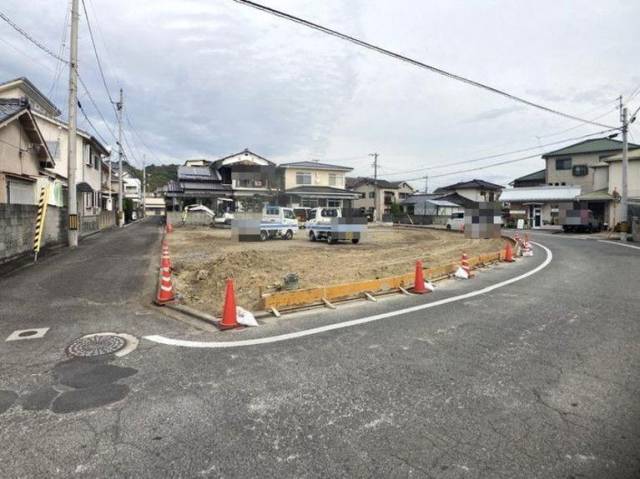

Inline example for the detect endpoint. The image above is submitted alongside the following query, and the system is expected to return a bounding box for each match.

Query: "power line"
[0,11,69,64]
[80,0,117,114]
[78,100,109,145]
[124,110,160,162]
[379,128,618,178]
[231,0,618,130]
[77,74,117,141]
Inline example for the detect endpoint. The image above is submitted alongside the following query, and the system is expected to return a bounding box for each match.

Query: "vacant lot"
[167,226,504,314]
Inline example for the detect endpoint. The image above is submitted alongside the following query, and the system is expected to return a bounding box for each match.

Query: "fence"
[395,214,449,226]
[0,205,116,263]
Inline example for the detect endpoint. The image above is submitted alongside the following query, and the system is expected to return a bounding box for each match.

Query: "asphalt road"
[0,223,639,478]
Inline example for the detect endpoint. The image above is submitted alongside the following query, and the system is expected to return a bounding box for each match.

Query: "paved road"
[0,226,639,478]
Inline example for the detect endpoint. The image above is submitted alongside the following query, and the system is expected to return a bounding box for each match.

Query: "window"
[265,206,279,215]
[556,157,572,170]
[320,208,339,217]
[572,165,588,176]
[328,174,342,187]
[283,209,295,219]
[368,191,375,199]
[327,199,341,208]
[359,192,366,199]
[296,171,312,185]
[84,144,92,167]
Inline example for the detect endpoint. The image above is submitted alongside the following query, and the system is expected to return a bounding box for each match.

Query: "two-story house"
[502,138,640,228]
[0,77,110,218]
[0,98,54,204]
[347,177,415,220]
[278,161,360,209]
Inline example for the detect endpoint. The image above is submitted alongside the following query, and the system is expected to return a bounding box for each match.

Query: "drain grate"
[66,334,127,358]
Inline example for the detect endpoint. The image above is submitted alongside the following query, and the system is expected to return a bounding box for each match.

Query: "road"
[0,223,639,478]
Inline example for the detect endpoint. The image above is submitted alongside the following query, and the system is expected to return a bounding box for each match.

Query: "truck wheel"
[260,230,268,241]
[309,231,316,242]
[327,233,337,244]
[446,224,451,230]
[351,238,359,244]
[283,230,293,240]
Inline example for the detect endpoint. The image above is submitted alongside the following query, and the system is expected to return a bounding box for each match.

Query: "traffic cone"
[155,267,175,304]
[160,251,172,270]
[504,241,515,262]
[461,252,473,278]
[522,236,534,257]
[413,260,429,294]
[219,278,239,330]
[166,222,173,234]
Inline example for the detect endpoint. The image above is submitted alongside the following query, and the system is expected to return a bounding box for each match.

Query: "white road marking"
[144,242,553,349]
[6,328,49,341]
[598,240,640,250]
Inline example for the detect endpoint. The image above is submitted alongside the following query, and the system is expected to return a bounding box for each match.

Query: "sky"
[1,0,639,191]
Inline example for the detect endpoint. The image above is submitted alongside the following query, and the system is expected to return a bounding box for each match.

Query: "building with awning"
[500,185,581,228]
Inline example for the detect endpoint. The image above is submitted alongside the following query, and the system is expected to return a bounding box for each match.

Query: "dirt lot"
[167,226,504,314]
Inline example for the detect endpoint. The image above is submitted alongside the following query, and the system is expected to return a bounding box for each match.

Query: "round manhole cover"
[66,334,127,358]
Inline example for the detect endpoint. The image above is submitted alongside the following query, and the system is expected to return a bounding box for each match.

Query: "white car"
[446,212,464,230]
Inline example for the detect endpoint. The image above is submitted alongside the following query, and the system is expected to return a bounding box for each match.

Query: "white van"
[446,212,464,230]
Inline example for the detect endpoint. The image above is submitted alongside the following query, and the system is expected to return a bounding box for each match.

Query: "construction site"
[164,224,505,316]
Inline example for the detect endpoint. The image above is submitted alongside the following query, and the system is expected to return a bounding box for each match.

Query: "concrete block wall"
[0,204,67,263]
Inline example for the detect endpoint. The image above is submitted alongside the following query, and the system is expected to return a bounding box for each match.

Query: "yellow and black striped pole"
[33,184,50,262]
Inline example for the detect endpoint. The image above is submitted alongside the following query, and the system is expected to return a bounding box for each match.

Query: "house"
[0,77,111,219]
[347,177,415,220]
[277,161,360,209]
[143,197,166,216]
[165,149,277,211]
[401,193,463,217]
[501,137,640,228]
[0,98,54,204]
[432,179,503,202]
[542,138,640,194]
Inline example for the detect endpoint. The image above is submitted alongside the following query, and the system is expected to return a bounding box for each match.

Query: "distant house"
[278,161,360,209]
[165,149,277,211]
[432,179,503,202]
[347,177,415,219]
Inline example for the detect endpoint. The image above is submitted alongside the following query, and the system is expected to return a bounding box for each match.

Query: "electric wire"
[231,0,618,130]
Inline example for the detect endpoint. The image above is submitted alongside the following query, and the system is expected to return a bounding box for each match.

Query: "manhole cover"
[66,334,127,358]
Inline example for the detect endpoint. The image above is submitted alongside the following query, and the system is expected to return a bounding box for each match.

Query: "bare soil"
[166,225,503,314]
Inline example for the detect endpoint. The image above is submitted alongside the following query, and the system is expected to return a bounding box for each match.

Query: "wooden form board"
[261,246,510,311]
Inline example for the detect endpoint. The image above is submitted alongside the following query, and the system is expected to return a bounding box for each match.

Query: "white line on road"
[597,240,640,250]
[144,242,553,349]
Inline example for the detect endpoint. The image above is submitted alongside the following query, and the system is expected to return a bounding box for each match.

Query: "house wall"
[592,167,609,191]
[607,160,640,226]
[0,118,46,204]
[283,168,346,190]
[351,184,404,216]
[545,153,606,192]
[454,187,500,202]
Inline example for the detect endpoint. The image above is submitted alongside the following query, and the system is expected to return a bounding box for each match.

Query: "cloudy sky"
[1,0,639,190]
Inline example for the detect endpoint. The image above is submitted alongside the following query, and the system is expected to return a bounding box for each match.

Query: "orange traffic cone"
[413,260,429,294]
[165,222,173,234]
[160,251,172,270]
[504,242,515,262]
[219,278,239,330]
[155,267,175,304]
[461,252,473,278]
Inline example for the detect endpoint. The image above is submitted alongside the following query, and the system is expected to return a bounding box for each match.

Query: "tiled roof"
[434,179,503,193]
[541,138,640,157]
[346,177,407,189]
[279,161,352,172]
[0,98,27,123]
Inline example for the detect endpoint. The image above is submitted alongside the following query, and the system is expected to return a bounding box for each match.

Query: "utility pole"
[107,154,112,210]
[142,155,146,218]
[424,175,429,194]
[369,152,379,222]
[66,0,79,247]
[620,99,629,241]
[117,88,124,226]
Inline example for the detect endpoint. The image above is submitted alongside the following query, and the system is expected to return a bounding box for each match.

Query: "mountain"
[117,161,179,193]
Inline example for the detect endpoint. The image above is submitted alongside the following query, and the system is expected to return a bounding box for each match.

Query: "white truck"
[183,200,234,226]
[305,207,366,244]
[259,206,298,240]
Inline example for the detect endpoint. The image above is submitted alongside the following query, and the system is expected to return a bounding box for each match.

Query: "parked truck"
[305,207,367,244]
[560,209,600,233]
[259,206,298,240]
